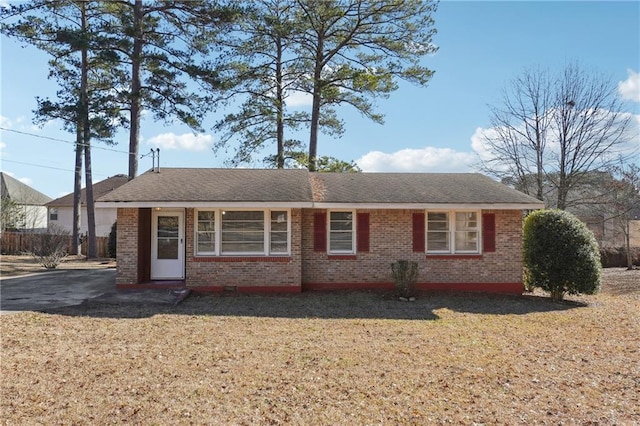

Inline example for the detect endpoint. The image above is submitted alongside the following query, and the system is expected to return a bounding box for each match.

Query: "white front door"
[151,210,185,280]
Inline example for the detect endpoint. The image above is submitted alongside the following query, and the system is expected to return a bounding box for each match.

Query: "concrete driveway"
[0,269,116,314]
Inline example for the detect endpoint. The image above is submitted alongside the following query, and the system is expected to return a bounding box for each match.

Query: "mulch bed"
[1,268,638,424]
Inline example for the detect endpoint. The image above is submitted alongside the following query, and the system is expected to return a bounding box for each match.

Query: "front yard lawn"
[1,269,638,424]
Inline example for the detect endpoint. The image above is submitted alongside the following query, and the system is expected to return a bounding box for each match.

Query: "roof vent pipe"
[141,148,160,173]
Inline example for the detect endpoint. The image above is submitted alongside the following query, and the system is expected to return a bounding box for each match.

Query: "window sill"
[193,256,291,263]
[327,255,357,260]
[425,254,483,260]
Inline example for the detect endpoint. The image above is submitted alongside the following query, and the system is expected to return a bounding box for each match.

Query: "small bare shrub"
[30,225,69,269]
[391,260,418,299]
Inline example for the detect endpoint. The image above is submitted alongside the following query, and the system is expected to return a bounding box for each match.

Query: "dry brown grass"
[1,269,639,424]
[0,255,115,277]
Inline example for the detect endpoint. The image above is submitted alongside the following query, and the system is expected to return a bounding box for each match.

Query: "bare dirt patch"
[1,269,638,424]
[0,255,115,277]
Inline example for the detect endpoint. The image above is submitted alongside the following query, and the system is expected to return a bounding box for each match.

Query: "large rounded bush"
[523,209,601,301]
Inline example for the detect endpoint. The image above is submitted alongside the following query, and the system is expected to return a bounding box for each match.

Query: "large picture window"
[426,211,479,254]
[329,211,355,253]
[195,209,290,256]
[221,211,264,254]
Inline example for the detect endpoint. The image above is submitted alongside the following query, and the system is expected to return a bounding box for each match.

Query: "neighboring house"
[47,174,129,237]
[97,168,544,294]
[629,205,640,247]
[0,172,52,232]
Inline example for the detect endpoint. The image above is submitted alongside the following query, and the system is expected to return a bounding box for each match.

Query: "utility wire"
[1,158,110,177]
[0,127,132,155]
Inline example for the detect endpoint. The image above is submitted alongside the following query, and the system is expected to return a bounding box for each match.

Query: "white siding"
[48,206,117,237]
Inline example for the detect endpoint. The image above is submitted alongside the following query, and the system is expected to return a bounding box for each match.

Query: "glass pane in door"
[157,216,179,259]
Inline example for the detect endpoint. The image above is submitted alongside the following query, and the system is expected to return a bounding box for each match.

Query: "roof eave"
[312,202,545,210]
[96,201,315,209]
[97,201,544,210]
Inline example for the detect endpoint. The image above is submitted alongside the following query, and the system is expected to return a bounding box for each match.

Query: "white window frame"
[49,208,58,221]
[327,209,356,254]
[195,209,217,256]
[426,210,480,254]
[194,209,291,256]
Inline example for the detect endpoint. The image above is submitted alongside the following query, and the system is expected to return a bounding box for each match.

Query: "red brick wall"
[116,207,524,293]
[301,209,524,289]
[184,208,303,291]
[115,208,139,285]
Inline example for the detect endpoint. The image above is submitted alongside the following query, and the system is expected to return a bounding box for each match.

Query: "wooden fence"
[0,231,110,258]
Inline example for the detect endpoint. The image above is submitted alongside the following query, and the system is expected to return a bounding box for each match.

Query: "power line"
[0,127,132,155]
[1,158,110,177]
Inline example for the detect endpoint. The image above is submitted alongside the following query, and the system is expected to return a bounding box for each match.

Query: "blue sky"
[1,1,639,199]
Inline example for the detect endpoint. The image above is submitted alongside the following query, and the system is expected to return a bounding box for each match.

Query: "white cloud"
[618,69,640,102]
[286,90,313,107]
[470,127,501,162]
[147,132,214,151]
[0,115,11,128]
[357,146,476,173]
[0,141,6,150]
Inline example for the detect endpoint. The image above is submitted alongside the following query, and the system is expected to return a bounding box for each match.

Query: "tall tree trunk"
[71,127,83,255]
[534,116,544,201]
[275,35,284,169]
[625,220,633,270]
[308,37,324,173]
[557,173,569,211]
[84,143,97,258]
[80,0,97,258]
[128,0,143,180]
[308,86,321,172]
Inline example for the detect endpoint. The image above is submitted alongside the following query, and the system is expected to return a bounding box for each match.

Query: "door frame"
[150,208,185,280]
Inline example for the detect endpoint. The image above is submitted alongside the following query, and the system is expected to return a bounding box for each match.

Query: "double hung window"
[328,211,355,253]
[426,211,479,254]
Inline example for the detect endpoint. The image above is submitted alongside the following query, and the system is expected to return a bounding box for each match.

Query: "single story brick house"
[96,168,544,294]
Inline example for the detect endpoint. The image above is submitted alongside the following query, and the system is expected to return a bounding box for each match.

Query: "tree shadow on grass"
[42,289,588,320]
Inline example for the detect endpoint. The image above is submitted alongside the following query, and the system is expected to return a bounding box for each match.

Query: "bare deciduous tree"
[479,63,635,210]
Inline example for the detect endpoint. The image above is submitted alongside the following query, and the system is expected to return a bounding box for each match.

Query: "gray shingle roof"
[98,168,313,203]
[311,172,542,205]
[97,168,543,208]
[46,174,129,207]
[0,172,52,205]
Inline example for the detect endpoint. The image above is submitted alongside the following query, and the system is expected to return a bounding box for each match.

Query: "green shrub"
[523,210,601,301]
[108,222,117,258]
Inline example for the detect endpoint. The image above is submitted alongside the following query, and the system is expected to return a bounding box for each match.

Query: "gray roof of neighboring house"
[46,174,129,207]
[0,172,52,205]
[98,168,313,203]
[97,168,543,208]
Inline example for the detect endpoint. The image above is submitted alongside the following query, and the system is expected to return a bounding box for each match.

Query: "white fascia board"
[311,202,545,210]
[96,201,545,210]
[95,201,314,209]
